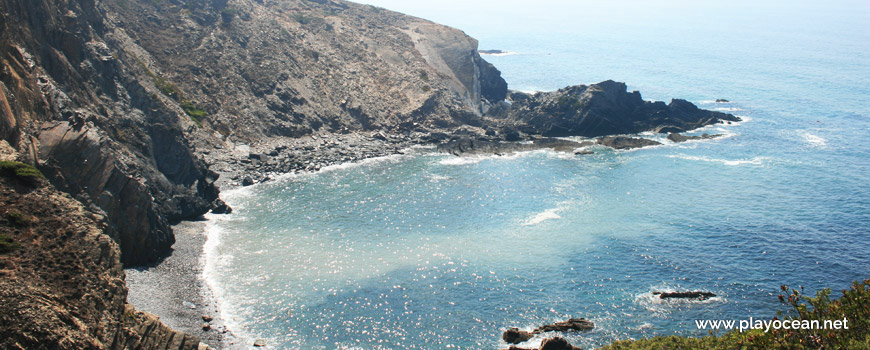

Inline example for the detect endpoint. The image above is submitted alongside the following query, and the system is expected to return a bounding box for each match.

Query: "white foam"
[634,286,725,316]
[798,130,828,148]
[522,207,563,226]
[479,50,518,56]
[427,174,451,181]
[666,154,770,166]
[438,156,486,166]
[714,107,742,112]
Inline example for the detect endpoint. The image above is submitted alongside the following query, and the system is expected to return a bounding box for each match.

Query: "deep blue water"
[204,1,870,348]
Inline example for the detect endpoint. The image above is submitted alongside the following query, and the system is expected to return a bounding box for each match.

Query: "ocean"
[203,1,870,348]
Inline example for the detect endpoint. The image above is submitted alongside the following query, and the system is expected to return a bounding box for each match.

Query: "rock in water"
[539,337,582,350]
[502,318,595,344]
[597,136,661,150]
[497,80,740,138]
[536,318,595,332]
[667,133,723,143]
[654,291,717,300]
[253,339,267,347]
[503,328,535,344]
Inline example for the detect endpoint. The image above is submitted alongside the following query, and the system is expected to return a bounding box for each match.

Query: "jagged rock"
[654,291,717,300]
[437,136,588,156]
[503,328,535,344]
[539,337,582,350]
[0,159,201,349]
[210,199,233,214]
[536,318,595,333]
[504,337,583,350]
[497,81,739,137]
[502,318,595,344]
[667,133,722,143]
[597,136,661,150]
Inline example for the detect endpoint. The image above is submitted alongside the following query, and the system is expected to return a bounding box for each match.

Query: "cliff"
[0,145,205,350]
[1,0,737,346]
[0,0,509,265]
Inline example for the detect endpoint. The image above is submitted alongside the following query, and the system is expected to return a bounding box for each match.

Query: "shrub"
[0,233,19,253]
[5,211,31,226]
[0,161,45,184]
[599,278,870,350]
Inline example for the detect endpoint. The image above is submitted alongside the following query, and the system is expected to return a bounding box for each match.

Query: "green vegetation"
[419,70,429,82]
[220,7,236,23]
[421,85,431,92]
[5,210,30,227]
[294,14,316,25]
[137,60,208,126]
[0,161,45,184]
[600,279,870,350]
[0,233,19,253]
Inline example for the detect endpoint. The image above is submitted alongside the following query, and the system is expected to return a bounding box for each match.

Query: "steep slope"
[100,0,508,139]
[0,145,204,350]
[0,0,222,265]
[0,0,508,265]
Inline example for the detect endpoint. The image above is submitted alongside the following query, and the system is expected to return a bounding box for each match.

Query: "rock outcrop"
[667,133,722,143]
[502,318,595,345]
[503,337,583,350]
[654,291,717,300]
[596,136,661,150]
[437,136,589,156]
[0,0,221,265]
[0,146,205,350]
[489,80,739,138]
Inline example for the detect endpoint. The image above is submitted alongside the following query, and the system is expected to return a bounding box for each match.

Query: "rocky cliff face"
[99,0,507,139]
[0,0,508,265]
[0,145,204,350]
[0,0,222,265]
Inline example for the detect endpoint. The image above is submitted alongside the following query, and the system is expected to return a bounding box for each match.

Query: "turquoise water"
[205,1,870,348]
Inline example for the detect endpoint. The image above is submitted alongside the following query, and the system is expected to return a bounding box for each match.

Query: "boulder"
[503,328,534,344]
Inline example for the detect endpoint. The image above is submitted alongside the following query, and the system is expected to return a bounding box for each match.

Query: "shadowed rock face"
[0,148,202,350]
[492,80,739,137]
[0,0,223,265]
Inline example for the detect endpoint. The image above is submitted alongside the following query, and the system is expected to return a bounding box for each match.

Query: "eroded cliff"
[0,145,205,350]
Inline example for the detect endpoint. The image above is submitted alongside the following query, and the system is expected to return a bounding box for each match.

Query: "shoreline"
[123,120,743,349]
[125,220,245,350]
